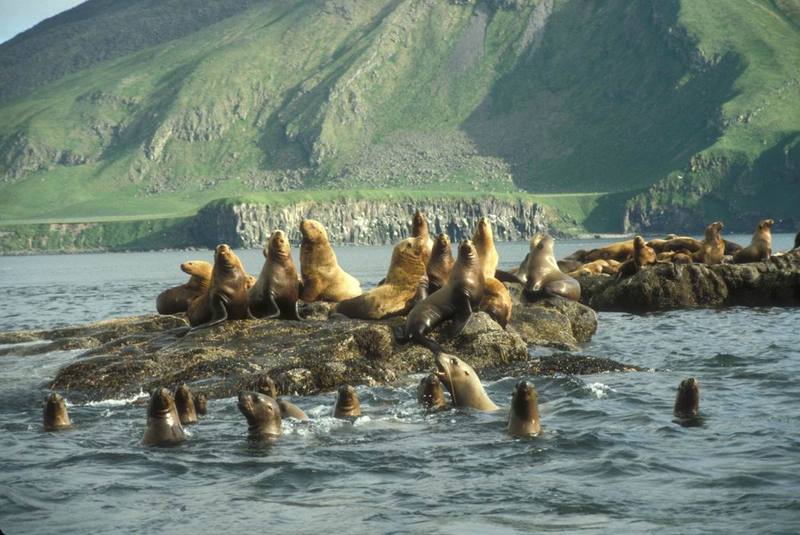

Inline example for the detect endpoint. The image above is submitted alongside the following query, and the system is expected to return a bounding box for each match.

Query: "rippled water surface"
[1,236,799,533]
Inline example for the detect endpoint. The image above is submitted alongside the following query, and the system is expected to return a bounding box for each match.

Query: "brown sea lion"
[411,210,434,263]
[733,219,774,263]
[187,244,251,329]
[583,239,635,263]
[523,234,581,302]
[193,393,208,416]
[174,384,198,426]
[332,385,362,419]
[567,259,609,278]
[142,388,185,447]
[255,375,278,399]
[336,237,427,320]
[434,353,499,412]
[237,391,282,440]
[472,217,499,280]
[556,257,583,274]
[277,399,309,421]
[724,239,743,255]
[249,230,302,320]
[426,233,454,294]
[479,277,513,328]
[417,373,448,411]
[673,378,700,419]
[43,392,72,431]
[299,219,362,302]
[672,252,693,264]
[617,236,657,278]
[661,236,702,253]
[156,260,213,315]
[694,221,725,265]
[394,240,485,354]
[507,381,541,437]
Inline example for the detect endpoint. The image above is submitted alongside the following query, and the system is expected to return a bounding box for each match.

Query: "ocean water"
[0,235,798,534]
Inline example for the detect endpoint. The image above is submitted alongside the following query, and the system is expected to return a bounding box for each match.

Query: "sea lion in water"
[411,210,434,263]
[417,373,448,411]
[249,230,302,320]
[694,221,725,265]
[142,388,186,447]
[673,378,700,420]
[43,392,72,431]
[237,391,282,440]
[479,277,512,328]
[336,237,427,320]
[277,399,309,421]
[507,381,541,437]
[255,375,278,399]
[174,384,198,425]
[617,236,657,278]
[193,393,208,416]
[522,234,581,302]
[332,385,362,419]
[187,244,251,329]
[299,219,362,302]
[733,219,774,263]
[434,353,499,412]
[156,260,213,315]
[394,240,485,353]
[426,233,454,294]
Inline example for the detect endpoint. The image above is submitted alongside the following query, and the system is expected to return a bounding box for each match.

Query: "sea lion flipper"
[189,294,229,332]
[494,269,523,285]
[288,301,303,321]
[264,292,282,319]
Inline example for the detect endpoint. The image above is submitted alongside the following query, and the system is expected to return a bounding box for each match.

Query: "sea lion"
[673,377,700,419]
[724,239,743,255]
[174,384,198,426]
[332,385,362,419]
[255,375,278,399]
[193,393,208,416]
[411,210,434,263]
[795,231,800,250]
[694,221,725,265]
[394,240,485,353]
[556,257,583,274]
[249,230,302,320]
[426,233,454,294]
[277,399,309,421]
[583,239,635,263]
[335,237,427,320]
[617,236,656,278]
[522,234,581,302]
[434,353,499,412]
[507,381,541,437]
[43,392,72,431]
[156,260,213,315]
[299,219,362,302]
[733,219,774,263]
[479,277,512,328]
[602,259,622,275]
[237,391,282,440]
[187,244,251,329]
[661,236,702,253]
[472,217,499,280]
[142,388,185,447]
[672,252,693,264]
[567,259,610,278]
[417,373,448,411]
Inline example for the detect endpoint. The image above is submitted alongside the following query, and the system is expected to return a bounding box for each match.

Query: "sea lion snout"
[148,387,175,415]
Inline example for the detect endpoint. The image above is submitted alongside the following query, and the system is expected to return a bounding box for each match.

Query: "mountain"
[0,0,798,236]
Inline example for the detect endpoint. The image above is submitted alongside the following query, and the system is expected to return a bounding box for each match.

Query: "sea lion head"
[43,392,71,430]
[417,373,447,410]
[214,244,241,271]
[180,260,213,279]
[705,221,723,240]
[674,377,700,418]
[148,387,178,419]
[396,237,425,263]
[633,236,646,250]
[457,239,479,266]
[194,393,208,415]
[237,391,282,438]
[432,233,451,256]
[532,234,554,255]
[174,383,198,425]
[473,217,493,244]
[267,229,291,260]
[757,219,774,235]
[255,375,278,399]
[411,210,428,237]
[333,385,362,418]
[511,381,539,421]
[434,353,475,398]
[299,219,328,244]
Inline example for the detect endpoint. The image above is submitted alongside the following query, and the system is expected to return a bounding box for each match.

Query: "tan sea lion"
[434,353,499,412]
[193,393,208,416]
[694,221,725,265]
[479,277,513,328]
[249,230,302,320]
[523,234,580,302]
[417,373,448,411]
[672,252,693,264]
[156,260,213,315]
[507,381,541,437]
[332,385,362,419]
[277,399,309,421]
[336,237,427,320]
[583,239,635,263]
[472,217,499,280]
[567,259,609,278]
[426,233,454,294]
[142,388,185,447]
[733,219,774,263]
[394,240,485,353]
[617,236,657,278]
[43,392,72,431]
[299,219,362,302]
[673,378,700,419]
[174,384,198,426]
[411,210,434,263]
[187,244,251,329]
[237,391,282,440]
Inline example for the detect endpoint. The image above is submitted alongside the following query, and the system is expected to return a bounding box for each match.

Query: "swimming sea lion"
[426,233,454,294]
[174,383,198,425]
[434,353,499,412]
[479,277,513,328]
[299,219,362,302]
[332,385,362,419]
[156,260,213,315]
[522,234,581,302]
[417,373,448,411]
[277,399,309,421]
[193,393,208,416]
[673,378,700,419]
[617,236,657,278]
[694,221,725,265]
[394,240,485,353]
[43,392,72,431]
[733,219,774,263]
[237,391,282,440]
[187,244,251,329]
[249,230,302,320]
[507,381,541,437]
[472,217,499,280]
[142,388,185,447]
[411,210,434,263]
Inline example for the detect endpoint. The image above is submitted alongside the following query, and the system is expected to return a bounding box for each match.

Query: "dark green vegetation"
[0,0,798,240]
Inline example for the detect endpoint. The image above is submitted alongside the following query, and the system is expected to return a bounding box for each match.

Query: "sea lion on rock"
[43,392,72,431]
[142,388,185,447]
[249,230,302,320]
[193,393,208,416]
[434,353,499,412]
[733,219,774,263]
[479,277,513,328]
[522,234,580,302]
[237,391,282,440]
[673,378,700,420]
[394,240,485,353]
[617,236,656,279]
[174,384,198,425]
[507,381,541,437]
[472,217,499,280]
[299,219,362,302]
[694,221,725,265]
[332,385,362,419]
[411,210,434,263]
[187,244,251,329]
[156,260,213,315]
[417,373,448,411]
[426,233,454,294]
[567,259,610,278]
[584,239,635,263]
[661,236,702,254]
[277,399,309,421]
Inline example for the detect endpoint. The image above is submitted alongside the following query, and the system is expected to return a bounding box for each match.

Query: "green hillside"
[0,0,798,232]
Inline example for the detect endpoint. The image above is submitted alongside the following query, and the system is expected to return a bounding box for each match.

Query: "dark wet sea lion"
[617,236,656,278]
[417,373,448,411]
[237,391,282,440]
[277,399,309,421]
[394,240,485,354]
[174,384,198,425]
[523,234,581,302]
[661,236,702,253]
[479,277,512,328]
[434,353,499,412]
[142,388,185,447]
[507,381,541,437]
[156,260,213,315]
[411,210,434,264]
[255,375,278,399]
[333,385,362,419]
[674,378,700,419]
[724,239,742,255]
[43,392,72,431]
[426,233,454,294]
[193,393,208,416]
[472,217,499,280]
[694,221,725,265]
[794,231,800,250]
[188,244,251,329]
[733,219,774,263]
[249,230,302,320]
[299,219,362,302]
